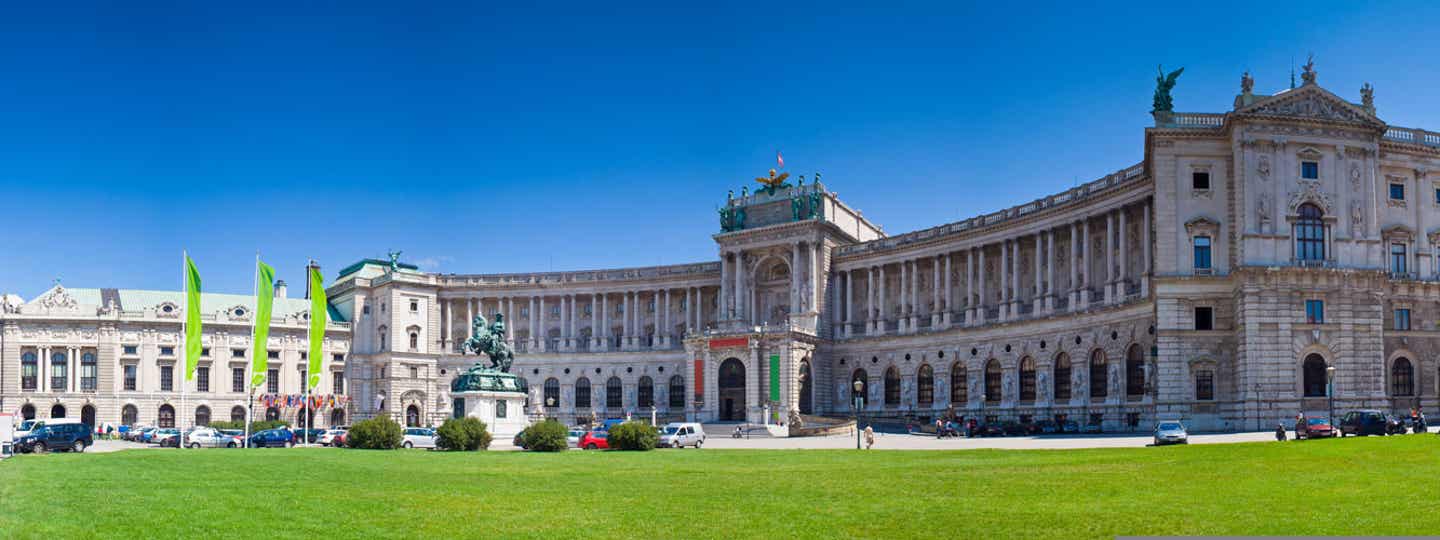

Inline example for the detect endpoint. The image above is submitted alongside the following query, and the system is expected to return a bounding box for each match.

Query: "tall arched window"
[916,364,934,406]
[195,405,211,427]
[543,378,560,408]
[1295,203,1326,261]
[20,352,37,391]
[851,369,868,405]
[950,364,967,404]
[575,378,591,409]
[1054,353,1072,400]
[408,331,419,350]
[81,352,98,391]
[158,404,175,428]
[50,352,68,391]
[984,360,1001,403]
[1089,350,1107,398]
[378,325,388,351]
[1125,344,1145,396]
[1302,354,1327,397]
[1391,358,1414,397]
[1019,357,1036,401]
[122,404,139,425]
[606,376,622,409]
[230,406,246,423]
[638,376,654,408]
[883,367,900,405]
[668,375,686,409]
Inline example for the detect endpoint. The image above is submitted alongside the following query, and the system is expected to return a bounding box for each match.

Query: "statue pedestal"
[449,365,532,439]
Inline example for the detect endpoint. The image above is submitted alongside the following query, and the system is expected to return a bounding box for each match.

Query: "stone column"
[1119,206,1128,295]
[965,248,975,324]
[878,264,887,335]
[1033,233,1042,314]
[898,259,908,333]
[942,253,952,327]
[719,251,730,320]
[600,294,609,351]
[1142,201,1151,297]
[866,267,875,335]
[1011,240,1020,314]
[932,255,942,328]
[791,242,802,315]
[845,269,855,337]
[909,259,919,330]
[999,241,1008,320]
[977,247,987,325]
[812,242,823,315]
[440,299,448,351]
[1046,229,1056,312]
[1081,218,1091,307]
[1105,211,1115,303]
[735,253,746,322]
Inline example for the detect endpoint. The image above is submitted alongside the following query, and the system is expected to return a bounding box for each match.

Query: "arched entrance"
[1302,354,1327,398]
[20,403,35,420]
[406,405,421,427]
[798,359,813,415]
[81,405,96,428]
[51,404,67,419]
[718,358,746,421]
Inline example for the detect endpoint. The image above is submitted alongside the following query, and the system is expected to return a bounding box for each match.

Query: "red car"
[579,430,609,450]
[1296,417,1334,439]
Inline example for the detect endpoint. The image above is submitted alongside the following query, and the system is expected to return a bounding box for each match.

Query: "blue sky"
[3,2,1437,298]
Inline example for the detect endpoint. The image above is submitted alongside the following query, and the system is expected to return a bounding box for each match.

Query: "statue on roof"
[1361,83,1374,110]
[386,250,403,272]
[755,169,791,196]
[1300,54,1316,85]
[790,188,804,221]
[1152,65,1184,113]
[1240,71,1254,95]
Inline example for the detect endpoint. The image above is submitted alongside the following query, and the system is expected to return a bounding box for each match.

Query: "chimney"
[275,280,287,299]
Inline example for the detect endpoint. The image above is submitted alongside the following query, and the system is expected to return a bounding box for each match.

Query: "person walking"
[863,425,875,449]
[935,418,944,439]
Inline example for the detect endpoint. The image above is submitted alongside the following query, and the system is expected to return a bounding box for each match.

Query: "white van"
[657,422,705,448]
[14,418,83,439]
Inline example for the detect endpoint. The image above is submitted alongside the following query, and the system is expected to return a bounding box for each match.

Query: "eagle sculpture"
[755,169,791,195]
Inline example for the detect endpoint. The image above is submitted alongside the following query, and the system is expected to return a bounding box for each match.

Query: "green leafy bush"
[522,420,569,452]
[436,417,492,451]
[607,422,658,451]
[347,414,404,449]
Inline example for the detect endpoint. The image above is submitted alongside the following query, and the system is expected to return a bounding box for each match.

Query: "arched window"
[883,367,900,405]
[330,409,345,426]
[158,404,175,428]
[543,378,560,408]
[1054,353,1072,400]
[1019,357,1036,401]
[851,369,868,405]
[265,407,280,421]
[82,405,96,427]
[50,352,68,391]
[406,405,420,427]
[81,352,98,391]
[1125,344,1145,396]
[669,375,685,409]
[1089,350,1108,398]
[20,352,37,390]
[638,376,654,408]
[1302,354,1327,398]
[378,325,388,351]
[20,403,35,420]
[195,405,211,427]
[50,404,66,419]
[950,364,967,404]
[230,406,246,423]
[122,404,139,425]
[916,365,934,406]
[606,377,623,409]
[1391,358,1414,397]
[984,360,1001,403]
[575,378,591,409]
[408,331,419,350]
[1295,203,1326,261]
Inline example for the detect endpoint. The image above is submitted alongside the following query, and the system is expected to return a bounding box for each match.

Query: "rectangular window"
[332,353,344,363]
[1195,370,1214,400]
[124,364,137,391]
[1434,187,1440,205]
[520,307,529,317]
[1395,308,1412,331]
[160,346,175,357]
[232,368,245,393]
[1390,183,1405,201]
[1305,300,1324,324]
[232,349,245,358]
[334,372,345,394]
[197,367,210,392]
[1301,161,1319,179]
[410,300,419,312]
[123,345,138,355]
[1193,236,1212,270]
[409,366,419,379]
[1191,171,1210,190]
[160,365,174,391]
[1194,307,1214,331]
[1391,243,1408,274]
[300,370,308,392]
[81,354,97,391]
[267,369,279,393]
[201,347,211,357]
[267,350,279,359]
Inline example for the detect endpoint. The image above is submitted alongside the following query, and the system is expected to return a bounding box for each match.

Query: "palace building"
[4,65,1439,432]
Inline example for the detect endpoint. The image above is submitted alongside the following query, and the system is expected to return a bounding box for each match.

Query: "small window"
[232,367,245,393]
[232,349,245,358]
[520,307,529,317]
[410,300,419,312]
[123,364,137,391]
[1191,171,1210,190]
[409,366,419,379]
[1301,161,1319,179]
[1390,243,1408,274]
[363,305,371,315]
[160,365,174,391]
[1394,308,1412,331]
[333,353,345,363]
[201,347,210,357]
[1305,300,1324,324]
[268,350,279,359]
[160,346,175,357]
[1195,369,1214,401]
[1194,307,1214,331]
[267,369,279,393]
[1433,187,1440,205]
[1390,183,1405,201]
[197,367,210,393]
[1193,236,1212,270]
[123,345,138,355]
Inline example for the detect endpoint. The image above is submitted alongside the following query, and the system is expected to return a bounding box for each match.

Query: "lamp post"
[852,379,864,450]
[1325,366,1336,424]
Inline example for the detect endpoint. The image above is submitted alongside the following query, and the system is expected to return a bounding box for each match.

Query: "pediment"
[1235,85,1383,128]
[1183,215,1221,235]
[32,285,79,310]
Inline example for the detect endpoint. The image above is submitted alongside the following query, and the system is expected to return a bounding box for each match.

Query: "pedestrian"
[863,425,875,449]
[935,418,944,439]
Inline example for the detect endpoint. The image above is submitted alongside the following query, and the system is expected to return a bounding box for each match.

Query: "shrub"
[436,417,492,451]
[607,422,658,451]
[522,420,569,452]
[347,414,404,449]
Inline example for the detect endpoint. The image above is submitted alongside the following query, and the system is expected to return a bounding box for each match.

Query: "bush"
[436,417,492,451]
[607,422,658,451]
[346,414,404,449]
[209,420,289,433]
[522,420,569,452]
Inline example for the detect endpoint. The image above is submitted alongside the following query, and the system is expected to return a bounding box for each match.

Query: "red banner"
[708,337,749,349]
[694,359,704,399]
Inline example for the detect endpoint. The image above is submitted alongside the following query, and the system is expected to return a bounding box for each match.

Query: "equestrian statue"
[461,313,515,373]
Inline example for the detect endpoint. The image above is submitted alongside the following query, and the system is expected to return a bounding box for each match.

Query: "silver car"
[402,428,436,449]
[1153,421,1189,446]
[567,429,585,448]
[183,427,243,448]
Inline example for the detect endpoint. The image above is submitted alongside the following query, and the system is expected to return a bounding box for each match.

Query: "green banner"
[183,255,203,380]
[251,260,276,389]
[769,354,780,402]
[306,266,327,391]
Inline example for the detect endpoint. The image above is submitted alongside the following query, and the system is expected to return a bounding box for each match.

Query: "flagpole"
[245,251,258,448]
[180,250,188,451]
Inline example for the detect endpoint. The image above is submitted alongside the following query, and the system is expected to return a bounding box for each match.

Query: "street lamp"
[1326,365,1336,424]
[852,379,864,449]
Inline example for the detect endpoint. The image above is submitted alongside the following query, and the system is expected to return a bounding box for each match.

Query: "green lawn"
[2,436,1437,539]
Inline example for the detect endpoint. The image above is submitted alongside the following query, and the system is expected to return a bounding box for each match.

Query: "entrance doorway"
[718,358,746,421]
[798,359,813,415]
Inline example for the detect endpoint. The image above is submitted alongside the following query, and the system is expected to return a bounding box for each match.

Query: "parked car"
[248,428,295,448]
[187,428,243,448]
[567,428,585,448]
[1082,422,1103,434]
[657,422,706,448]
[1152,421,1188,446]
[513,430,528,449]
[1037,421,1059,434]
[1339,410,1394,437]
[978,423,1005,437]
[1295,417,1335,439]
[15,422,93,453]
[292,428,326,444]
[1061,420,1080,434]
[579,430,609,450]
[151,428,180,446]
[402,428,436,449]
[318,429,347,447]
[140,427,167,444]
[15,418,82,440]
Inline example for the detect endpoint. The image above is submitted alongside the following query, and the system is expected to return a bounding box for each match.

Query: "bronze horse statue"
[460,313,515,373]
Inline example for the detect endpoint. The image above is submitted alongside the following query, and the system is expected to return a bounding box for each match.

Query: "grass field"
[2,435,1437,539]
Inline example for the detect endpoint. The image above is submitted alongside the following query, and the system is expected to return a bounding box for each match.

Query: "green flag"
[251,260,276,389]
[769,354,780,402]
[183,255,203,380]
[307,265,327,391]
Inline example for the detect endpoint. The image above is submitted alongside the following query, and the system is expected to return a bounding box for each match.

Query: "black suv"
[1338,410,1402,437]
[16,422,94,453]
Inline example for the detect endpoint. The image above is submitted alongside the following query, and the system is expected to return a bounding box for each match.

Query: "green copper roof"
[336,259,419,279]
[27,286,347,323]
